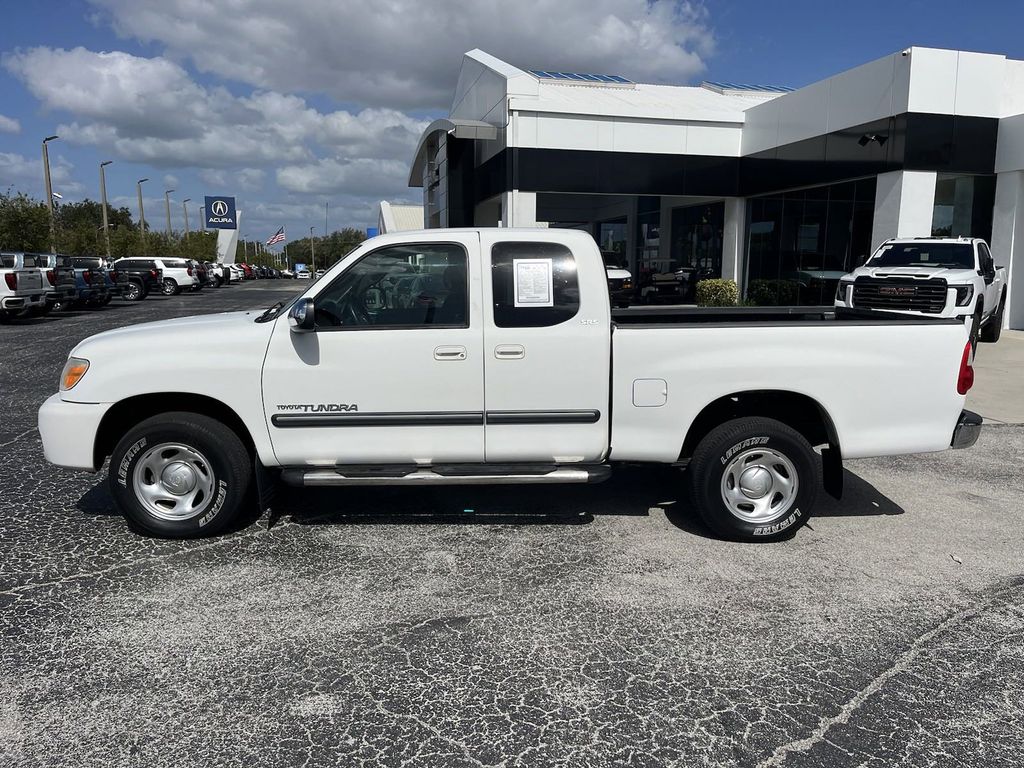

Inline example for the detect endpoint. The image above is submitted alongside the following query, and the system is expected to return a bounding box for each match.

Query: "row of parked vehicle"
[0,253,272,320]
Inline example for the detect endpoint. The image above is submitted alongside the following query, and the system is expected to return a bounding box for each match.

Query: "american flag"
[265,227,286,246]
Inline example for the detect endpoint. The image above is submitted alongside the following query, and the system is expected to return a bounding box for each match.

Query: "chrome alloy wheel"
[132,442,216,521]
[720,447,799,523]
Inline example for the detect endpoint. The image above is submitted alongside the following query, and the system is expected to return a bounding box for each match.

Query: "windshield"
[602,252,625,269]
[869,242,975,269]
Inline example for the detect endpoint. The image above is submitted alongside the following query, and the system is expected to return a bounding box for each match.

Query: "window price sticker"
[513,258,553,307]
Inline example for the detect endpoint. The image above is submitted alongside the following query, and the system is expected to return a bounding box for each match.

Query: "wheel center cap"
[738,466,772,499]
[161,462,197,495]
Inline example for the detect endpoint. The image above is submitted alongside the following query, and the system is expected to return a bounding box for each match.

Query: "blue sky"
[1,0,1022,243]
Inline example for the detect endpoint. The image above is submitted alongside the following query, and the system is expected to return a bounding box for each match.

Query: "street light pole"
[99,161,113,259]
[199,206,205,231]
[164,189,174,238]
[136,178,149,252]
[182,198,191,242]
[310,226,316,274]
[42,135,59,254]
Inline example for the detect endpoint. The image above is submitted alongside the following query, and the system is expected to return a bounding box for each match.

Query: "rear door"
[480,231,611,463]
[262,232,486,466]
[977,243,1001,314]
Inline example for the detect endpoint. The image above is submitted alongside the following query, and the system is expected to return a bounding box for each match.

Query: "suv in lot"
[0,252,47,319]
[836,237,1008,343]
[111,258,164,301]
[152,258,200,295]
[71,257,128,304]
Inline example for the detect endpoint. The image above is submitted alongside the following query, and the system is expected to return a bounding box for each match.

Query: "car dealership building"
[408,47,1024,328]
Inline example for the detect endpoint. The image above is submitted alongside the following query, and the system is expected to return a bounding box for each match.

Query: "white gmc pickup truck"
[835,237,1008,343]
[39,228,981,542]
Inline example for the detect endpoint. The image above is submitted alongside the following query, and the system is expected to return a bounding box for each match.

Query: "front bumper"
[951,409,983,450]
[38,393,112,470]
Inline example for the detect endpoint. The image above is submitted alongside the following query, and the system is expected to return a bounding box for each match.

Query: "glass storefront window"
[665,203,724,304]
[597,219,628,262]
[931,174,995,241]
[745,177,876,306]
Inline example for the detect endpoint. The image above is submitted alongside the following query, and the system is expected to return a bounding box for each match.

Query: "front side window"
[491,242,579,328]
[314,243,468,329]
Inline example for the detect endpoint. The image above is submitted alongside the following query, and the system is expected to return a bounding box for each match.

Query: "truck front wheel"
[108,412,252,538]
[686,417,820,542]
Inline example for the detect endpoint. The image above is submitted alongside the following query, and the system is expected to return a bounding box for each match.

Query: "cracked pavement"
[1,282,1022,767]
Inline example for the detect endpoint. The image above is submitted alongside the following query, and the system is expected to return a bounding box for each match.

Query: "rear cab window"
[490,242,580,328]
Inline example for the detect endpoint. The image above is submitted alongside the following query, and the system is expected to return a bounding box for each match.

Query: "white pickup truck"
[39,228,981,542]
[0,252,47,321]
[835,237,1008,343]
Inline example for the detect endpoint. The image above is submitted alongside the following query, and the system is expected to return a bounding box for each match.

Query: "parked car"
[836,237,1008,343]
[203,262,229,287]
[70,257,128,303]
[228,265,246,282]
[281,269,294,279]
[39,254,79,312]
[40,228,981,543]
[67,257,112,308]
[151,258,200,295]
[602,251,633,308]
[296,269,311,279]
[186,260,208,289]
[111,258,164,301]
[0,252,47,320]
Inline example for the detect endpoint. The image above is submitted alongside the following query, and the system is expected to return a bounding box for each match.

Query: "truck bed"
[611,305,964,327]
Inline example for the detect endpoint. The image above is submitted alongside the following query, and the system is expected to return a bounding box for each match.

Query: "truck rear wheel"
[108,412,252,538]
[686,417,820,542]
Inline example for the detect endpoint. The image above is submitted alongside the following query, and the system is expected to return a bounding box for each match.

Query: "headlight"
[60,357,89,391]
[835,280,853,302]
[954,285,974,307]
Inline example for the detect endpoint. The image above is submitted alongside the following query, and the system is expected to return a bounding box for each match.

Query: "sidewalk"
[967,329,1024,425]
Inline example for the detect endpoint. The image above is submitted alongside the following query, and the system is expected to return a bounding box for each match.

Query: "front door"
[480,231,611,463]
[262,233,484,466]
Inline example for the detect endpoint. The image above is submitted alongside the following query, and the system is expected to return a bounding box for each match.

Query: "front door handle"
[434,345,467,361]
[494,344,525,360]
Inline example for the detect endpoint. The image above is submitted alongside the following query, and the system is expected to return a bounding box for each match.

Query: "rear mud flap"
[254,456,282,529]
[821,445,843,500]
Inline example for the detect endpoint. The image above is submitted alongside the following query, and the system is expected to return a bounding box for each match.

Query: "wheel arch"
[94,392,256,470]
[679,389,843,499]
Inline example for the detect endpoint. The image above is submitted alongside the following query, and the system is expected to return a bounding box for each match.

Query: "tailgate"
[15,269,42,293]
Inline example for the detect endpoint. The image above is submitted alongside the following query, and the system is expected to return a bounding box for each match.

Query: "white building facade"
[410,47,1024,327]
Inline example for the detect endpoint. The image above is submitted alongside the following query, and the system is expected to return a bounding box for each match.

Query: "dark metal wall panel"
[462,113,999,206]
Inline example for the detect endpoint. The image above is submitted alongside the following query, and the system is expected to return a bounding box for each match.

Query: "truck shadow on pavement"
[75,465,904,538]
[279,465,905,538]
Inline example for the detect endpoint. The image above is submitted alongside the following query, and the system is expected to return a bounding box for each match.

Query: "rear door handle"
[494,344,525,360]
[434,345,467,361]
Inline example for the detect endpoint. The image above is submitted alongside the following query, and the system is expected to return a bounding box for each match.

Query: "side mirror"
[288,297,316,332]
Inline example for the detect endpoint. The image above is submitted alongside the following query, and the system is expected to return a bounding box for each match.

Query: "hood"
[63,309,278,403]
[848,265,976,283]
[606,266,632,280]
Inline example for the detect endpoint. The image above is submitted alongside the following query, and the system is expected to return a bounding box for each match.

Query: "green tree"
[0,191,50,251]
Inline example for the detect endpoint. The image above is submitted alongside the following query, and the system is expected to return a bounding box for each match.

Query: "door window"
[314,243,468,329]
[491,242,579,328]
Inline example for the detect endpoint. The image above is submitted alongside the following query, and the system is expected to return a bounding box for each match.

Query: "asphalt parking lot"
[1,282,1022,768]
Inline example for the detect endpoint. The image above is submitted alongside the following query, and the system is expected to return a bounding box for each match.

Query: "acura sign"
[204,196,237,229]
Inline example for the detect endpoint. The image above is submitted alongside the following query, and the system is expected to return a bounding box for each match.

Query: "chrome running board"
[280,464,611,487]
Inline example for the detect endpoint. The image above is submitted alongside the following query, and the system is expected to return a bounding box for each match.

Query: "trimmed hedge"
[746,279,801,306]
[695,278,739,307]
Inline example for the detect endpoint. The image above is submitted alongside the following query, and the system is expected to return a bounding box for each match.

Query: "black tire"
[686,417,820,542]
[979,292,1005,344]
[211,275,222,288]
[123,280,144,301]
[162,278,181,296]
[108,412,253,538]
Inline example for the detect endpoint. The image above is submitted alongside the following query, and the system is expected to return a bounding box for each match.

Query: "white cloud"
[276,158,409,197]
[0,114,20,134]
[88,0,713,109]
[163,174,179,189]
[4,47,427,173]
[0,152,83,196]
